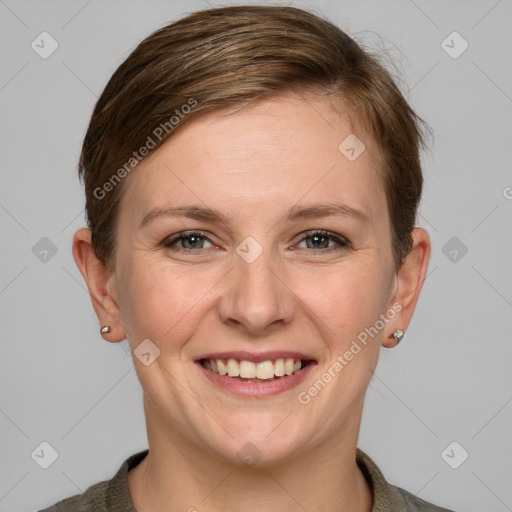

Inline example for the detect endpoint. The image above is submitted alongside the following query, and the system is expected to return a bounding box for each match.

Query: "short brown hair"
[79,5,427,272]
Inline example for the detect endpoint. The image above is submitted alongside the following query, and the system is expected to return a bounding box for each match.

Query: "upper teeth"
[202,358,303,379]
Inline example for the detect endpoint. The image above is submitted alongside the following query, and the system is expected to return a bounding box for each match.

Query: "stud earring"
[100,325,111,335]
[393,329,404,344]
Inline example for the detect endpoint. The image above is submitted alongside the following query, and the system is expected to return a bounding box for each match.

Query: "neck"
[128,402,373,512]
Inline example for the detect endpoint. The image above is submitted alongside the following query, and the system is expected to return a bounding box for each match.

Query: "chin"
[196,414,310,468]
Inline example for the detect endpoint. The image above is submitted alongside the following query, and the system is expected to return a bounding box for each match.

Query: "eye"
[162,230,349,254]
[295,230,349,253]
[162,231,214,252]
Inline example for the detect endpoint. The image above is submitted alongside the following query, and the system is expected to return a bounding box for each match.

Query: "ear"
[382,227,431,348]
[72,228,126,343]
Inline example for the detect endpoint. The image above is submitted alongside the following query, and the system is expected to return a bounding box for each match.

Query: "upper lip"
[195,350,316,363]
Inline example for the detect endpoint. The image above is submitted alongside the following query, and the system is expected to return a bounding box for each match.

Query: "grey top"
[38,448,457,511]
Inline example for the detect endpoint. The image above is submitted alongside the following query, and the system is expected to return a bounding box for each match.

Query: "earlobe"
[72,228,126,343]
[382,227,431,349]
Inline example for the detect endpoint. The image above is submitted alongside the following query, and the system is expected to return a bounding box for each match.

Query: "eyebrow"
[139,201,370,229]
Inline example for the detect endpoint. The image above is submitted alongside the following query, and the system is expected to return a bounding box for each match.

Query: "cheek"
[120,259,218,347]
[292,263,390,342]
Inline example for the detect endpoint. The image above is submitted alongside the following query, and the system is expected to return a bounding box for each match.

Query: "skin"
[73,93,430,512]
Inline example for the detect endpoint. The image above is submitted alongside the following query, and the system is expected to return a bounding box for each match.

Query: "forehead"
[119,93,386,226]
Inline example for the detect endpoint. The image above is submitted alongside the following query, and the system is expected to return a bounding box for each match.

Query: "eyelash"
[162,230,349,254]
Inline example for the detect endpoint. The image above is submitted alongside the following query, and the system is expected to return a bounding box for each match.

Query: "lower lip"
[196,361,316,398]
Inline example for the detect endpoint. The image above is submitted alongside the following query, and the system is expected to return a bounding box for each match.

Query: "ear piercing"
[393,329,404,344]
[101,324,405,344]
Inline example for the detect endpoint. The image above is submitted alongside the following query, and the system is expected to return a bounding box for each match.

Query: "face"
[108,94,400,464]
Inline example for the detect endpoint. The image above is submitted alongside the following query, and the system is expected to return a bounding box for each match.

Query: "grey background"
[1,0,511,511]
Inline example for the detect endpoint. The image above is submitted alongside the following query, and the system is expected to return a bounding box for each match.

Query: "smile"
[195,353,316,397]
[201,358,308,382]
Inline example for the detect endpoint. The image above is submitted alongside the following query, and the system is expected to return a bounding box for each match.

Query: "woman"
[40,5,456,511]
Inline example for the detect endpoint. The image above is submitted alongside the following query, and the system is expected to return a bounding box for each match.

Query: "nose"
[217,244,295,336]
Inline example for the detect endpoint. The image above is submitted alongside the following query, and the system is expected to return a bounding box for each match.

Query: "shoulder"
[37,479,110,512]
[390,484,457,511]
[356,448,458,512]
[37,449,148,512]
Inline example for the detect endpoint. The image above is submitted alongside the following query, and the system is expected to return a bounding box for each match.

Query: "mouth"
[199,357,312,382]
[194,353,316,397]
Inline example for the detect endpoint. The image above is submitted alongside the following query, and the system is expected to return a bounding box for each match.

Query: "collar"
[106,447,405,511]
